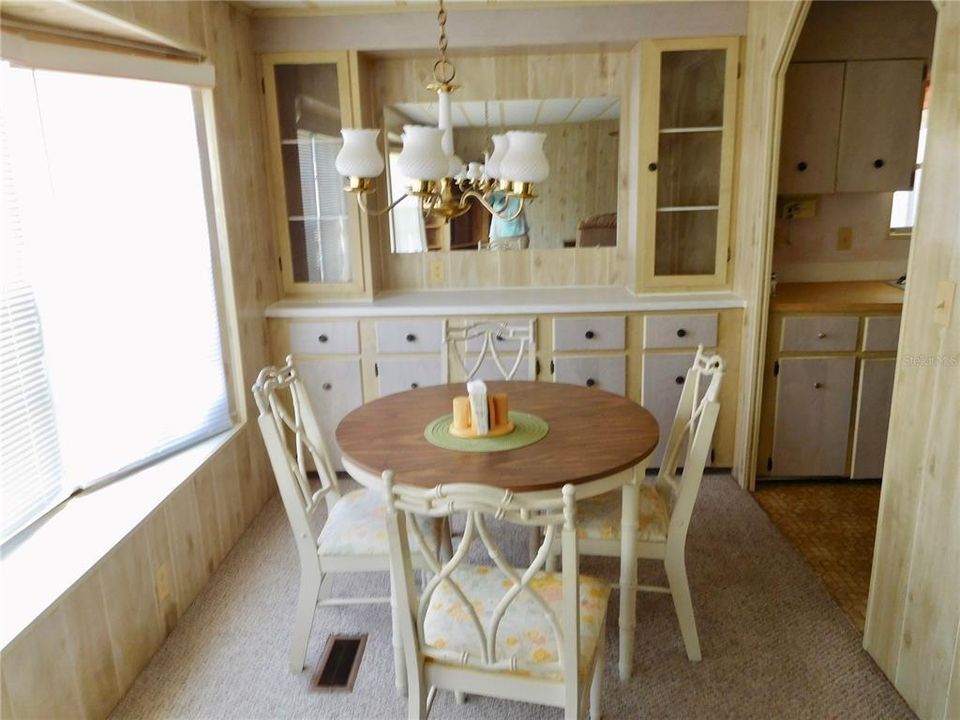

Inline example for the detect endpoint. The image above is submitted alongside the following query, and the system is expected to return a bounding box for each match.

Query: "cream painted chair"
[441,319,537,383]
[384,471,610,720]
[551,347,723,662]
[253,359,434,687]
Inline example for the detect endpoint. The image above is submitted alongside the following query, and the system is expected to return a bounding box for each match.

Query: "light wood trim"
[261,50,371,299]
[636,36,740,292]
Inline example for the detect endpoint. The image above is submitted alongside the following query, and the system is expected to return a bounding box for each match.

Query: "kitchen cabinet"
[552,355,626,395]
[637,37,739,289]
[778,59,925,195]
[261,52,369,298]
[851,358,897,479]
[296,358,364,469]
[771,357,856,477]
[376,357,442,396]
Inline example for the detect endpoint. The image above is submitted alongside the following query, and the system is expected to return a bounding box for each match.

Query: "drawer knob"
[586,378,596,387]
[817,332,827,339]
[318,334,328,343]
[873,158,885,169]
[322,382,332,391]
[675,375,684,385]
[410,382,419,389]
[585,330,595,339]
[648,162,658,172]
[405,333,417,342]
[797,161,808,172]
[676,328,687,338]
[814,382,823,390]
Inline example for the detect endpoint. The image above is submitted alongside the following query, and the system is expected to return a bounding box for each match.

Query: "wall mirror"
[384,96,621,252]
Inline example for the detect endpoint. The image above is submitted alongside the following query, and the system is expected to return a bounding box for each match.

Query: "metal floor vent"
[312,634,367,693]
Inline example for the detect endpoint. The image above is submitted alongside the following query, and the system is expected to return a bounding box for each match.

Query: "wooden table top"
[336,381,659,492]
[770,281,905,313]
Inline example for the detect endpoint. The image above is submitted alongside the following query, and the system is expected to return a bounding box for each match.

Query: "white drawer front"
[289,321,359,355]
[862,315,901,352]
[376,319,443,354]
[644,313,718,350]
[553,355,626,395]
[642,353,708,467]
[296,359,363,470]
[780,316,859,353]
[377,357,443,397]
[553,316,625,352]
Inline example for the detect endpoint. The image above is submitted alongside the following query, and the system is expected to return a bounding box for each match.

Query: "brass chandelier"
[334,0,549,223]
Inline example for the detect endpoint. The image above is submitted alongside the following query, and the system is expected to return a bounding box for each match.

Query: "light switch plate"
[933,280,955,327]
[429,258,445,284]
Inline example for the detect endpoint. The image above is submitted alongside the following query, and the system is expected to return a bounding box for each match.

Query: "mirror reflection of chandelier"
[334,0,549,224]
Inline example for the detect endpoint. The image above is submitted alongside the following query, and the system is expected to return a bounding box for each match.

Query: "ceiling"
[390,97,620,128]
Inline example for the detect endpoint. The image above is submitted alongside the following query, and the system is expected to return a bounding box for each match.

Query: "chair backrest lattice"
[385,475,582,683]
[252,356,341,553]
[656,347,724,540]
[442,320,536,383]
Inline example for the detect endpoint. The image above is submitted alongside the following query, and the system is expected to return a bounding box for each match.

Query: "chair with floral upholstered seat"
[385,472,610,720]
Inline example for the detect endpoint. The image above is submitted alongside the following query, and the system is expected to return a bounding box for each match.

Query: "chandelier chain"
[432,0,456,85]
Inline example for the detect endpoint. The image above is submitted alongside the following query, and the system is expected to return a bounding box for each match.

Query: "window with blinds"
[0,61,232,543]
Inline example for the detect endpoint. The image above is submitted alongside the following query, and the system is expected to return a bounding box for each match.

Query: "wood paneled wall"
[372,50,630,289]
[864,4,960,719]
[0,3,279,718]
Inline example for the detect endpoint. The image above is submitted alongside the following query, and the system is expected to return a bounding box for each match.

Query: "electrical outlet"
[837,226,853,251]
[429,258,445,284]
[155,562,171,602]
[781,197,817,220]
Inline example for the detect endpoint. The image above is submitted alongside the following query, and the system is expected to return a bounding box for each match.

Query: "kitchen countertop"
[770,281,905,313]
[266,287,747,318]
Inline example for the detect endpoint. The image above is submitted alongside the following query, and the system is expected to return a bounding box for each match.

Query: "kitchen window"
[889,89,930,233]
[0,60,232,543]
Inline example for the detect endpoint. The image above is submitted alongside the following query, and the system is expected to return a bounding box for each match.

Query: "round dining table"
[336,380,659,681]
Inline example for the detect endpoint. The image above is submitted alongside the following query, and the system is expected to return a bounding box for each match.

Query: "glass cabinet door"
[639,39,738,289]
[263,53,365,296]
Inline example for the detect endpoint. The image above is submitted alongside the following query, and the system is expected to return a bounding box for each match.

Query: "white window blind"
[295,130,350,284]
[0,61,231,543]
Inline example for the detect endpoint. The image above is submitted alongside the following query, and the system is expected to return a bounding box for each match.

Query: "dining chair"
[441,319,537,383]
[550,347,723,662]
[384,471,610,720]
[252,358,435,687]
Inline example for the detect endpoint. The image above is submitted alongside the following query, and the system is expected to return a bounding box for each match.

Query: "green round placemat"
[424,411,549,453]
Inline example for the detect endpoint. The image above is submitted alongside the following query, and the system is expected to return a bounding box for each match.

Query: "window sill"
[0,426,243,650]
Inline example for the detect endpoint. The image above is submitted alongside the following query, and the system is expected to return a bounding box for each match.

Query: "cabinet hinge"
[535,359,541,376]
[710,448,716,465]
[737,61,742,79]
[374,362,379,377]
[727,246,732,263]
[550,360,555,375]
[261,77,265,94]
[278,256,283,272]
[773,360,780,376]
[767,457,773,472]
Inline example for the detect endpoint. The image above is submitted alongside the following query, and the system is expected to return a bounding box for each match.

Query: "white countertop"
[265,287,747,318]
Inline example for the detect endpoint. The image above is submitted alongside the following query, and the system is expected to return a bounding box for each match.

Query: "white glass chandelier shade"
[500,131,549,183]
[397,125,449,182]
[466,161,483,182]
[335,128,385,178]
[485,134,509,179]
[448,153,465,178]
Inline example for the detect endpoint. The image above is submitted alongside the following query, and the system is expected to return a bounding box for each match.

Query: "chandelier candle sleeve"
[335,129,384,179]
[500,131,549,184]
[397,125,449,182]
[485,133,509,179]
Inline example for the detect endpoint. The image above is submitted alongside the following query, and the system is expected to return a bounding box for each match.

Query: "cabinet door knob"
[675,375,684,385]
[585,330,595,339]
[586,378,596,387]
[322,382,332,391]
[817,331,827,339]
[318,334,328,343]
[814,382,823,390]
[405,333,416,342]
[648,162,658,172]
[410,382,419,389]
[797,161,808,172]
[676,328,687,338]
[873,158,885,169]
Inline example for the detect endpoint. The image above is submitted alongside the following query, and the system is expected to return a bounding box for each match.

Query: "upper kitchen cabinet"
[778,59,925,195]
[262,52,370,298]
[637,37,739,290]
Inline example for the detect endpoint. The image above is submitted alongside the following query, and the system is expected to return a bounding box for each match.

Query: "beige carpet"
[110,475,914,719]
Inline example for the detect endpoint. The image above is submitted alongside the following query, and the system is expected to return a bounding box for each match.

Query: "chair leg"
[546,547,559,573]
[390,566,408,695]
[590,628,605,720]
[528,526,540,564]
[664,551,701,662]
[289,567,322,673]
[454,691,466,704]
